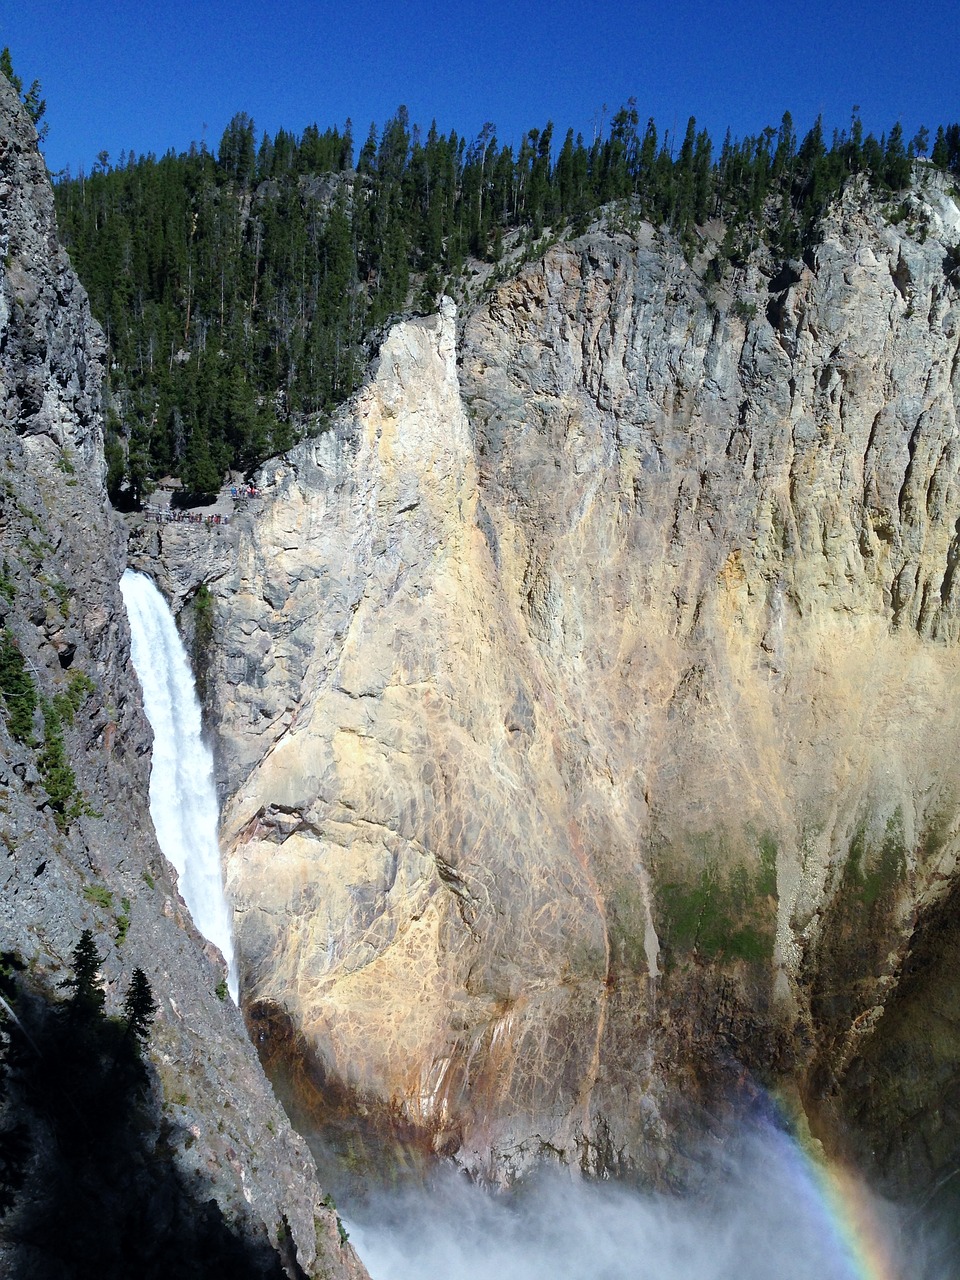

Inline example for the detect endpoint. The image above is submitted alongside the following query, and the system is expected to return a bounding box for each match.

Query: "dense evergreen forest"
[48,101,960,499]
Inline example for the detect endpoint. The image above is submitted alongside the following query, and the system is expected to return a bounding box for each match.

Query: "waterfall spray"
[121,569,239,1002]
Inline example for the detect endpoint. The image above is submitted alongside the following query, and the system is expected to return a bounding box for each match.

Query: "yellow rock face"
[212,192,960,1186]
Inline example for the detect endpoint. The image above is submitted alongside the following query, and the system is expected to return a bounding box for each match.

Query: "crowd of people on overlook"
[140,482,262,531]
[148,508,230,526]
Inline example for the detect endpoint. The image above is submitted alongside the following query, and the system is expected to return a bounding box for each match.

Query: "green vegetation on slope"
[655,832,778,966]
[0,626,97,827]
[846,808,907,909]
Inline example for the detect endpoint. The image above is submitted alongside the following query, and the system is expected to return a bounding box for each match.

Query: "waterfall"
[121,569,239,1002]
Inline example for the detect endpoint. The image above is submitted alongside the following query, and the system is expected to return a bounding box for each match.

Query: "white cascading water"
[121,569,239,1002]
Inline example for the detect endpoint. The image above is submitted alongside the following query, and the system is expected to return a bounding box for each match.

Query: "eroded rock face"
[207,179,960,1192]
[0,75,365,1279]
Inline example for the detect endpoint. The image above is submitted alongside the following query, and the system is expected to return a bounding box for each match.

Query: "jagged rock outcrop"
[195,176,960,1195]
[0,74,366,1279]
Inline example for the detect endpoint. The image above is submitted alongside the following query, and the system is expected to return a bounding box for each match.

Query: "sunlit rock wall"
[210,179,960,1190]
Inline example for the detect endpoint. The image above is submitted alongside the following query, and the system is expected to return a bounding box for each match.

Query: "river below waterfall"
[121,569,239,1001]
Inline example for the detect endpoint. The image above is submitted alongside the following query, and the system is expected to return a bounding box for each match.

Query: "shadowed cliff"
[0,950,295,1280]
[0,65,366,1280]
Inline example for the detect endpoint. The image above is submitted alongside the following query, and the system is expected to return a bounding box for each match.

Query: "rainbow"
[763,1102,902,1280]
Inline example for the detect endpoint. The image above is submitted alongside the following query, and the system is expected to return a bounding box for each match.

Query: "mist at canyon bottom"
[345,1125,951,1280]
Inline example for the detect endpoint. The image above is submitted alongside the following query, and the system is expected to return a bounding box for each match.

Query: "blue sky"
[2,0,957,176]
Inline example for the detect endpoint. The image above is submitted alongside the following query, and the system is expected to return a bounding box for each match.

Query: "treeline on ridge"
[52,104,960,500]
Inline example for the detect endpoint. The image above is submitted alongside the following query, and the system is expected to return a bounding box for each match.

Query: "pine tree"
[932,126,949,169]
[0,630,37,745]
[60,929,105,1021]
[38,698,79,822]
[0,47,47,140]
[884,122,911,190]
[122,969,157,1043]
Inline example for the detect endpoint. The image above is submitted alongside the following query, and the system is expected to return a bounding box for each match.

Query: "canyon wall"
[195,177,960,1193]
[0,74,364,1278]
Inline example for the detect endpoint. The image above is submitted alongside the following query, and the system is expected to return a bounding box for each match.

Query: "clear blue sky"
[2,0,957,176]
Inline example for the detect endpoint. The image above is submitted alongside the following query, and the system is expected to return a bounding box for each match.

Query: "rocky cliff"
[0,73,365,1279]
[173,170,960,1200]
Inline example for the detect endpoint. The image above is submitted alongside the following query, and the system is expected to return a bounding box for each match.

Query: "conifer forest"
[53,105,960,499]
